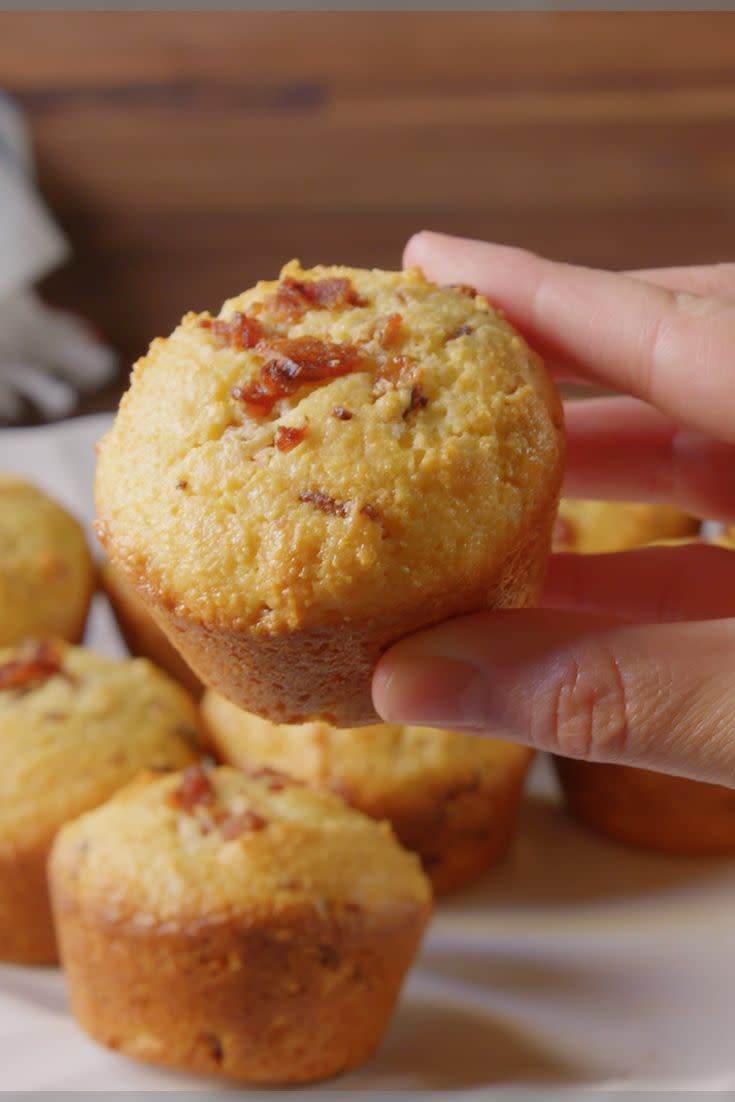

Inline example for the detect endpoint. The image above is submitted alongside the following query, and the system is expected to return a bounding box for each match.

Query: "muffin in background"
[50,763,431,1084]
[202,690,533,895]
[552,498,698,554]
[552,501,732,856]
[96,260,563,726]
[101,559,202,697]
[0,640,201,964]
[0,475,95,646]
[555,758,735,856]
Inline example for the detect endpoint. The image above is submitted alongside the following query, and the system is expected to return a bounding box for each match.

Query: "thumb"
[372,610,735,786]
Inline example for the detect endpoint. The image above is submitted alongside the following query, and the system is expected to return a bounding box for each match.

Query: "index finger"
[405,232,735,443]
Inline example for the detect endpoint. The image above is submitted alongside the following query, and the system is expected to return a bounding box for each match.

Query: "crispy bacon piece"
[448,323,474,340]
[248,765,300,792]
[274,425,307,452]
[298,490,349,518]
[403,385,429,417]
[332,406,353,421]
[375,313,403,349]
[233,336,368,418]
[271,277,364,321]
[200,311,265,350]
[0,641,62,692]
[168,762,215,812]
[218,809,267,839]
[450,283,478,298]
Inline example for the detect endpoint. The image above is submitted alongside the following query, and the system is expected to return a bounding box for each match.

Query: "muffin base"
[125,501,556,727]
[50,884,429,1084]
[0,842,57,964]
[101,562,202,697]
[555,757,735,855]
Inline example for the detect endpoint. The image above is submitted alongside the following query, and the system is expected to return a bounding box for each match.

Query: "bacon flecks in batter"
[298,490,349,518]
[332,406,353,421]
[0,641,63,692]
[274,425,307,452]
[233,337,369,418]
[218,809,267,839]
[403,385,429,418]
[200,312,265,350]
[168,762,215,812]
[270,277,364,322]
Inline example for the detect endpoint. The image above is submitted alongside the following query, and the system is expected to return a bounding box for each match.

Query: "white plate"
[1,414,734,1095]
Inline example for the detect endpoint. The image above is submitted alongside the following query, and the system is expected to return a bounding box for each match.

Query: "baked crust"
[101,559,202,697]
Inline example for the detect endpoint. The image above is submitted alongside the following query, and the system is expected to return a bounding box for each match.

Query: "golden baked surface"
[203,691,532,805]
[0,475,94,646]
[52,764,431,925]
[553,498,698,554]
[0,640,200,853]
[96,262,563,633]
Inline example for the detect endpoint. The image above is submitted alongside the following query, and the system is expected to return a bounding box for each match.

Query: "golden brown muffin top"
[0,475,94,646]
[203,691,533,805]
[51,764,432,926]
[0,640,200,851]
[552,499,698,554]
[96,261,563,632]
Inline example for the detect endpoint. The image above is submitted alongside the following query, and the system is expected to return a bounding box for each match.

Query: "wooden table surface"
[1,11,734,411]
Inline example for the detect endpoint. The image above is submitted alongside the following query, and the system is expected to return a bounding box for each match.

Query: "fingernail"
[373,655,488,728]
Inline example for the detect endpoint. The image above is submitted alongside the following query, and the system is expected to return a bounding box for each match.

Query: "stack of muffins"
[3,261,567,1085]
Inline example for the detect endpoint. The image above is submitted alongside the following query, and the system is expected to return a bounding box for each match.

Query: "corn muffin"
[0,640,201,964]
[0,475,95,646]
[95,261,564,726]
[203,690,533,895]
[101,559,202,697]
[552,498,698,554]
[50,763,431,1084]
[554,758,735,856]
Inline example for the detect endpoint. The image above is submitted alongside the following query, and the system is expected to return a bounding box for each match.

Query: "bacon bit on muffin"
[332,406,353,421]
[448,323,474,340]
[274,425,307,452]
[248,765,300,791]
[270,276,364,321]
[218,809,267,840]
[403,385,429,418]
[298,490,349,518]
[375,313,403,349]
[176,479,189,490]
[450,283,478,298]
[233,336,369,418]
[376,353,418,387]
[168,762,215,812]
[0,641,63,692]
[200,312,265,350]
[359,502,390,539]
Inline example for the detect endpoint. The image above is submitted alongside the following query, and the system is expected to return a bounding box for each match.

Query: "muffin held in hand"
[555,757,735,856]
[0,475,95,646]
[0,640,200,964]
[50,763,431,1084]
[101,559,202,697]
[552,498,698,554]
[203,690,533,895]
[95,261,564,725]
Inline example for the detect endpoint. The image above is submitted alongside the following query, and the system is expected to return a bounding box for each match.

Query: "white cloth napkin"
[0,91,116,422]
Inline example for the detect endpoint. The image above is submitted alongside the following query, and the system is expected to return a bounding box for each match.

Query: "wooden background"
[1,11,735,407]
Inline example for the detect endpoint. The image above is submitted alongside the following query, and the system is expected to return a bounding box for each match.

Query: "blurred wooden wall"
[1,11,735,389]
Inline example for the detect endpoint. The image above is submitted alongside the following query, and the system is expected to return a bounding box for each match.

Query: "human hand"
[373,231,735,785]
